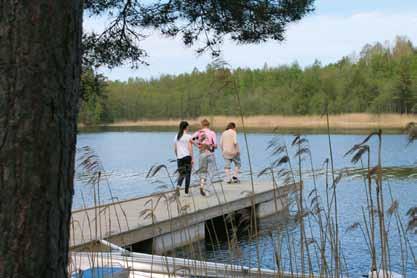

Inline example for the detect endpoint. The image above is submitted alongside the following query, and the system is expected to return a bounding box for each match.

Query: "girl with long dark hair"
[174,121,193,196]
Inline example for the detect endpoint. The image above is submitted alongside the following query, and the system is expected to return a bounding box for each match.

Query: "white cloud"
[85,11,417,80]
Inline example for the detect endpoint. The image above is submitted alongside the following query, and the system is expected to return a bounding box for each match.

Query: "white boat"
[69,240,307,278]
[367,270,403,278]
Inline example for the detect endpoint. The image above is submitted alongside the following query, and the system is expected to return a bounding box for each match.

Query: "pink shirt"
[192,128,217,153]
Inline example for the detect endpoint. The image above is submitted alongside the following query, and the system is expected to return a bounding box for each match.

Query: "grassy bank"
[78,113,417,134]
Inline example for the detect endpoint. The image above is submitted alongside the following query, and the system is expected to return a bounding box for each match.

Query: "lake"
[74,130,417,276]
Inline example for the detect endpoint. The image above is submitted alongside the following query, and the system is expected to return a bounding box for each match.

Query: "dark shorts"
[224,154,241,169]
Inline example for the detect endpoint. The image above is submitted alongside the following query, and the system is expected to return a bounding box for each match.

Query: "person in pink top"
[191,119,217,196]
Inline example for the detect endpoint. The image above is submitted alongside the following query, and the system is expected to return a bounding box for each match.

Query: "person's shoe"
[232,176,240,183]
[175,187,180,196]
[200,188,207,196]
[226,179,233,184]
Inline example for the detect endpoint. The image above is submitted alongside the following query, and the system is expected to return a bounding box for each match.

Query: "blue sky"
[84,1,417,80]
[315,0,417,15]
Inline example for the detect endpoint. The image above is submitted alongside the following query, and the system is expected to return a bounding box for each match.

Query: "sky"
[84,0,417,81]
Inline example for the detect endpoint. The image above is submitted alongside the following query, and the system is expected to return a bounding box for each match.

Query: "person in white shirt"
[174,121,193,196]
[220,122,241,184]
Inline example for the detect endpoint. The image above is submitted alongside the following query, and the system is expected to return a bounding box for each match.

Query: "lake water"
[74,131,417,276]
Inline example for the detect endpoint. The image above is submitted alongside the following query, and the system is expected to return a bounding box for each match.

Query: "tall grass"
[68,64,417,277]
[70,133,417,277]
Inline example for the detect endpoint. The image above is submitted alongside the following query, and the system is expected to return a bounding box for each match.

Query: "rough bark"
[0,1,83,277]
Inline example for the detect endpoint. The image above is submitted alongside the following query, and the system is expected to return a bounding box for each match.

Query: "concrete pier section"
[70,180,300,253]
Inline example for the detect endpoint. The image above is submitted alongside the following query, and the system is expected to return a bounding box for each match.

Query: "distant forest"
[79,37,417,125]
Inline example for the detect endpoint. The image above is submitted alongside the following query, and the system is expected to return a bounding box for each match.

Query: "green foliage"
[82,0,315,68]
[79,68,112,125]
[85,37,417,123]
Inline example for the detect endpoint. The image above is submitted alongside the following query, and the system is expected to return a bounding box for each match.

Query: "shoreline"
[78,113,416,134]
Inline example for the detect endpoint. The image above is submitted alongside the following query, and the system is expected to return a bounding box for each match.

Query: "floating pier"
[70,180,300,253]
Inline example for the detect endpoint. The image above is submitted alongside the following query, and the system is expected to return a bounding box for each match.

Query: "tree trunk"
[0,1,83,277]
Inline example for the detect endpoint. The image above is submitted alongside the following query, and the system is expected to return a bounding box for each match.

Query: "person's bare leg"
[233,166,239,179]
[199,153,209,196]
[225,168,231,182]
[200,178,206,196]
[232,156,241,183]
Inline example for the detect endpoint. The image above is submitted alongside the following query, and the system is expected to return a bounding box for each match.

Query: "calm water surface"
[74,131,417,276]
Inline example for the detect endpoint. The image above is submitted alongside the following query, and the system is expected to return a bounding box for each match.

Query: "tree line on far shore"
[79,36,417,125]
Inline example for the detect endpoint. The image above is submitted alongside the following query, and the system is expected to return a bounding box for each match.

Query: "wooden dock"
[70,180,300,252]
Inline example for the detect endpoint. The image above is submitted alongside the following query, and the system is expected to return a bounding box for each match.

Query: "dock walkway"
[70,180,299,252]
